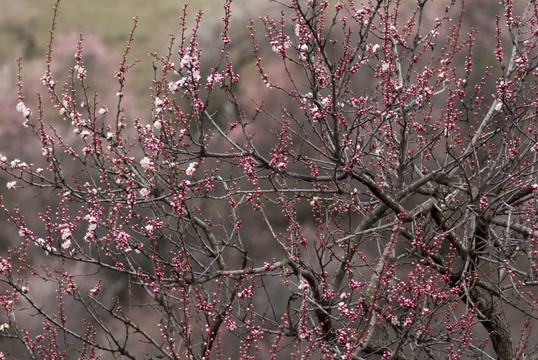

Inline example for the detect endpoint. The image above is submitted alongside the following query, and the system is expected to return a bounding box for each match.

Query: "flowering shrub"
[1,0,538,359]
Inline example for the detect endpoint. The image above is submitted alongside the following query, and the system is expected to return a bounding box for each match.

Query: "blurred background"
[0,0,259,113]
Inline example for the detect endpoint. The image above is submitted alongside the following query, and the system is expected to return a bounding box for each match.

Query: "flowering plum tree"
[1,0,538,359]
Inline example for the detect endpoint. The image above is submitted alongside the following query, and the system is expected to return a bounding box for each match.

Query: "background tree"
[1,0,538,359]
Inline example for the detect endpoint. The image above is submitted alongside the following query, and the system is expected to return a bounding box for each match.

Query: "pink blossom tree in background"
[1,0,538,359]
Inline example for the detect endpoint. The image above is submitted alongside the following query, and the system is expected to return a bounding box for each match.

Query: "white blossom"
[61,228,72,240]
[6,181,16,190]
[42,147,52,157]
[89,286,100,297]
[298,279,309,291]
[85,215,97,231]
[74,64,86,75]
[180,54,196,68]
[140,157,154,170]
[168,80,185,93]
[294,24,301,37]
[80,130,91,138]
[16,102,30,117]
[185,162,198,176]
[381,62,390,71]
